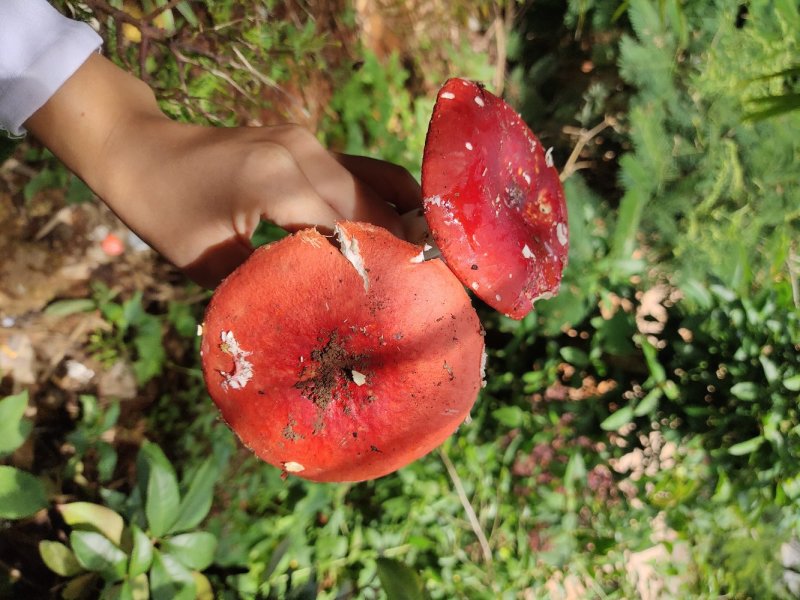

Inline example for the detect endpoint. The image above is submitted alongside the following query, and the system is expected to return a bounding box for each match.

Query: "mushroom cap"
[422,78,569,319]
[200,222,484,482]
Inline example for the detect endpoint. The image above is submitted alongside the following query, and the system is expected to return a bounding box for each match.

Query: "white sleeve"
[0,0,102,136]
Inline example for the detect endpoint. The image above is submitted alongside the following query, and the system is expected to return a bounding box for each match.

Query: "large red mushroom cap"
[201,222,485,482]
[422,78,569,319]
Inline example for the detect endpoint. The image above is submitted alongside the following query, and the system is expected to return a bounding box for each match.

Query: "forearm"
[24,53,168,201]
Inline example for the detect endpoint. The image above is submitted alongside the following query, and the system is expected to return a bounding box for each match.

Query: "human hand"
[26,54,422,287]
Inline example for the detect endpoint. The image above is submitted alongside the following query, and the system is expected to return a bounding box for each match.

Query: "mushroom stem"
[401,208,442,262]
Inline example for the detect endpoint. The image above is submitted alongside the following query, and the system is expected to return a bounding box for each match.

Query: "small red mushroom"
[201,222,484,482]
[422,78,568,319]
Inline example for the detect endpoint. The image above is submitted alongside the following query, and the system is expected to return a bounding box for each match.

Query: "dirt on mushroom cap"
[422,78,569,319]
[200,222,484,482]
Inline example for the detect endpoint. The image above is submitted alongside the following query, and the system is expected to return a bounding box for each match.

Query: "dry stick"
[438,447,493,565]
[559,116,616,182]
[491,1,508,96]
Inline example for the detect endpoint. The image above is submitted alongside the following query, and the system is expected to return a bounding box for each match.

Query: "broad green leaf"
[600,406,635,431]
[162,532,217,571]
[39,540,85,576]
[129,524,154,577]
[784,374,800,392]
[730,382,759,401]
[492,406,525,428]
[0,390,32,455]
[170,459,218,534]
[376,557,426,600]
[59,502,125,546]
[759,356,779,384]
[131,573,149,600]
[728,436,765,456]
[43,298,95,317]
[63,573,98,600]
[117,573,149,600]
[193,572,213,600]
[139,442,181,537]
[0,465,48,519]
[149,550,196,600]
[70,530,128,582]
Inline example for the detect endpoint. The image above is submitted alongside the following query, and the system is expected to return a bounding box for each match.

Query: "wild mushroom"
[201,78,567,482]
[201,222,485,482]
[422,78,568,319]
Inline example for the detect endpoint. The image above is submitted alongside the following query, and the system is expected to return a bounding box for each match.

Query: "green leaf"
[376,557,426,600]
[139,442,181,537]
[559,346,589,368]
[492,406,525,428]
[759,356,779,384]
[192,572,213,600]
[161,532,217,571]
[59,503,125,546]
[39,540,85,576]
[131,573,149,600]
[169,459,218,534]
[129,524,154,577]
[149,550,196,600]
[634,388,662,416]
[728,436,765,456]
[0,465,48,519]
[70,530,128,582]
[783,374,800,392]
[63,573,98,600]
[730,382,759,401]
[0,390,32,455]
[600,406,635,431]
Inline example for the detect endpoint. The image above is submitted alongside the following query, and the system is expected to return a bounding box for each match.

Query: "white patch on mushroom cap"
[441,91,455,100]
[351,370,367,386]
[474,96,485,107]
[522,244,535,259]
[556,222,568,246]
[479,347,488,388]
[523,172,531,185]
[219,330,254,390]
[465,142,474,151]
[545,147,555,168]
[495,294,502,302]
[196,323,204,337]
[335,224,369,292]
[283,461,305,473]
[471,282,480,290]
[409,249,425,263]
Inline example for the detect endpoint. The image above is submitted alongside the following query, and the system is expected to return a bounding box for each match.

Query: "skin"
[25,54,422,287]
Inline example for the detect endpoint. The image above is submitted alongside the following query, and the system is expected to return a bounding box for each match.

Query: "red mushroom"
[422,78,568,319]
[201,222,485,482]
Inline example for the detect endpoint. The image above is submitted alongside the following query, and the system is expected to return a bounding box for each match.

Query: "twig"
[438,447,493,565]
[560,116,616,182]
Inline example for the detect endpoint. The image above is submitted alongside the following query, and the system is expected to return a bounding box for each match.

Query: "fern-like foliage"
[614,0,800,294]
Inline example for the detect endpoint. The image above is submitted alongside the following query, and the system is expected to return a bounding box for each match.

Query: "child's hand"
[26,54,421,287]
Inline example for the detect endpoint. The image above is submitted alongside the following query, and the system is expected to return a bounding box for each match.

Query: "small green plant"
[87,284,166,386]
[39,441,220,599]
[0,391,48,520]
[65,395,121,485]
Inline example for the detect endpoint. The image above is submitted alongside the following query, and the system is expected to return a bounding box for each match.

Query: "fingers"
[267,127,405,238]
[335,153,422,214]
